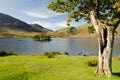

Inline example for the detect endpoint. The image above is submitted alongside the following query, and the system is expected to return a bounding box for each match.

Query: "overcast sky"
[0,0,85,30]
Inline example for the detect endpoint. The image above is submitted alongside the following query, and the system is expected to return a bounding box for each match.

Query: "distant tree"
[48,0,120,76]
[88,26,95,34]
[67,26,76,33]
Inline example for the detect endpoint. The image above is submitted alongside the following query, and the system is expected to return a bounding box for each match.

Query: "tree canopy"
[48,0,120,27]
[48,0,120,76]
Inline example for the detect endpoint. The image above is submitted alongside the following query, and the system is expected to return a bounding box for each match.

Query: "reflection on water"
[0,38,119,56]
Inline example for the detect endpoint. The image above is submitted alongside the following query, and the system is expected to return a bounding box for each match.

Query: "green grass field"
[0,55,120,80]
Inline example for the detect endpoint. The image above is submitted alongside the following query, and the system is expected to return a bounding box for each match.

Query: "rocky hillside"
[0,13,52,32]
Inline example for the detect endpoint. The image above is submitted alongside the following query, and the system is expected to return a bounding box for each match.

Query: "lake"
[0,38,120,56]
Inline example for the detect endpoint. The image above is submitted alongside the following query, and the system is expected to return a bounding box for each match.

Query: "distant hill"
[50,23,120,38]
[0,13,52,32]
[0,13,119,38]
[49,23,95,38]
[30,24,52,32]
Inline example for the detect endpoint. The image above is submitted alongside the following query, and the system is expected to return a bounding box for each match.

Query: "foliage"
[33,33,51,41]
[87,58,98,67]
[48,0,120,27]
[42,51,69,58]
[62,52,69,55]
[0,50,18,56]
[45,52,55,58]
[0,55,120,80]
[88,26,95,34]
[0,50,7,56]
[42,51,60,58]
[48,0,120,76]
[67,26,76,33]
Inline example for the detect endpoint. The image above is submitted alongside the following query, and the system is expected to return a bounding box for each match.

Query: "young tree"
[48,0,120,76]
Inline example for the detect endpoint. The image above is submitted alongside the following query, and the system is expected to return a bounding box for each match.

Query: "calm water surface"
[0,38,120,56]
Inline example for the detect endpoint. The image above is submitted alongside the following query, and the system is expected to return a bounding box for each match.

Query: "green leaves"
[114,1,120,12]
[48,0,120,27]
[108,18,119,26]
[88,26,95,34]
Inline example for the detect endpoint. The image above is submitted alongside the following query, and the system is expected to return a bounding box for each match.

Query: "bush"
[42,51,61,58]
[33,33,51,41]
[0,50,18,57]
[7,52,18,55]
[0,50,8,56]
[42,51,50,56]
[62,52,69,55]
[87,58,98,67]
[47,52,55,58]
[52,51,60,55]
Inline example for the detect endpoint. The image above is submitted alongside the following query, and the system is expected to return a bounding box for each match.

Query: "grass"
[0,28,40,38]
[0,55,120,80]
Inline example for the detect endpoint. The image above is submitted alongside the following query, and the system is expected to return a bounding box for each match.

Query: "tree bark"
[96,27,114,76]
[90,10,115,76]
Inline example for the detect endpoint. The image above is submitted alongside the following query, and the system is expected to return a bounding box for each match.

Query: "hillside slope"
[0,13,52,32]
[30,24,52,32]
[0,13,52,38]
[50,23,120,38]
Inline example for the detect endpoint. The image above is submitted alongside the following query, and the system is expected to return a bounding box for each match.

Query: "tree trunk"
[96,27,114,76]
[90,11,115,76]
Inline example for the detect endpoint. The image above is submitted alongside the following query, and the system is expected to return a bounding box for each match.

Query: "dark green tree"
[48,0,120,76]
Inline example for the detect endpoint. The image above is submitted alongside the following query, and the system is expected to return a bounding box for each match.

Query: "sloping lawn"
[0,55,120,80]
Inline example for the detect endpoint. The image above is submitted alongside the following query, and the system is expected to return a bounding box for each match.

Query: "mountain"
[0,13,51,32]
[30,24,52,32]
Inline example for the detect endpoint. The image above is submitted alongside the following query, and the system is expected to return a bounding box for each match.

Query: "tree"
[48,0,120,76]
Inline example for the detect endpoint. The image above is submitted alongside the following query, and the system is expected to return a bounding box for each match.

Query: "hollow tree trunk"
[90,11,115,76]
[96,27,114,76]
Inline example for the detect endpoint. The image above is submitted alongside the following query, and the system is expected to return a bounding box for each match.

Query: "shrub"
[0,50,8,56]
[42,51,61,58]
[0,50,18,57]
[43,51,50,56]
[33,33,51,41]
[42,51,54,58]
[62,52,69,55]
[47,52,55,58]
[52,51,60,55]
[87,58,98,67]
[7,52,18,55]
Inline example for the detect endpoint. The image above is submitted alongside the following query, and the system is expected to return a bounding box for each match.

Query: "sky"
[0,0,85,30]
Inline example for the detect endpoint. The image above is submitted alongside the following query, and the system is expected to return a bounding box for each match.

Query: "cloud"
[23,11,49,18]
[55,21,67,27]
[31,21,67,30]
[22,7,63,19]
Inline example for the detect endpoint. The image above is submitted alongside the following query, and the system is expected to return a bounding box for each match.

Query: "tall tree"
[48,0,120,76]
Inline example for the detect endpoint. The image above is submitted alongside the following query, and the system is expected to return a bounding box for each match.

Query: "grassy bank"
[0,29,40,38]
[0,55,120,80]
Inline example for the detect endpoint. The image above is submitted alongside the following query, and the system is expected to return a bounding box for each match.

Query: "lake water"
[0,38,120,56]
